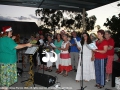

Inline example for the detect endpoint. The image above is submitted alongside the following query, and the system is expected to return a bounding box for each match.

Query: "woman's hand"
[52,47,56,49]
[12,36,16,40]
[57,47,61,50]
[91,51,95,61]
[91,56,95,61]
[72,44,77,46]
[92,49,97,52]
[26,43,32,47]
[16,43,32,49]
[77,46,81,50]
[93,45,108,54]
[47,42,50,45]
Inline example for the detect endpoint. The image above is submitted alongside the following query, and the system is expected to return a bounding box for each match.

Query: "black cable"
[38,0,45,8]
[54,76,62,89]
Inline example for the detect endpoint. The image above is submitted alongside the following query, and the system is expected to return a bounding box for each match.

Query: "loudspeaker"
[34,72,56,87]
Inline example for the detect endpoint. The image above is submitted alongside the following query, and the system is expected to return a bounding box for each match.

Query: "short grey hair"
[105,30,112,35]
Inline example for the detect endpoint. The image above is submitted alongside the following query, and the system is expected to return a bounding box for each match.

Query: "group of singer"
[35,30,114,89]
[0,26,114,90]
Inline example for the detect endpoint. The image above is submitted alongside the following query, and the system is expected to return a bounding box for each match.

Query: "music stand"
[21,46,39,87]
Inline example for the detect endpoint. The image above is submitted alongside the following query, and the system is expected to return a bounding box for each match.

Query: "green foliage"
[104,14,120,47]
[39,25,51,35]
[37,9,96,33]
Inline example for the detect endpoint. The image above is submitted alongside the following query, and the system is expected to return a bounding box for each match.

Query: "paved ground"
[10,63,117,90]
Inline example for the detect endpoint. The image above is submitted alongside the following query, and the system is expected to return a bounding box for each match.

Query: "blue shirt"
[70,36,81,52]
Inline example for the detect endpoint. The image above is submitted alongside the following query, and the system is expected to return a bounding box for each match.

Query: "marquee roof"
[0,0,118,12]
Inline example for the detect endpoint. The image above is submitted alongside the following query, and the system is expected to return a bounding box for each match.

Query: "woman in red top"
[105,30,114,82]
[93,30,108,89]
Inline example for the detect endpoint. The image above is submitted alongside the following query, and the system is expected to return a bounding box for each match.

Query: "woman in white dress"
[76,32,95,82]
[45,35,54,72]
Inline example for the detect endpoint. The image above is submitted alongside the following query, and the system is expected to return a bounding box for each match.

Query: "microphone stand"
[80,8,87,90]
[80,42,87,90]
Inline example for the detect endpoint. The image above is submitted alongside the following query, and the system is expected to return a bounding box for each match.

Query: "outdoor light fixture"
[35,0,45,16]
[59,5,79,9]
[35,9,41,16]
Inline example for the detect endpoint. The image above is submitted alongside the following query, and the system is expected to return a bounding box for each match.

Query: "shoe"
[56,70,59,73]
[76,80,80,82]
[49,69,52,72]
[57,71,61,74]
[95,84,100,87]
[97,85,104,89]
[106,79,110,82]
[63,74,68,77]
[59,72,63,75]
[84,80,88,82]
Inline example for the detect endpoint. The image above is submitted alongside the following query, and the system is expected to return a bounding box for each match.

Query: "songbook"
[25,46,39,55]
[76,41,82,48]
[50,43,56,48]
[73,38,81,47]
[87,43,98,50]
[39,39,44,45]
[73,38,77,43]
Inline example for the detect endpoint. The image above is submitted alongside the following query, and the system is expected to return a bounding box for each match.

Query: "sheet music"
[39,39,44,45]
[25,46,38,55]
[73,38,81,47]
[50,43,56,48]
[87,43,98,50]
[76,41,82,48]
[73,38,77,43]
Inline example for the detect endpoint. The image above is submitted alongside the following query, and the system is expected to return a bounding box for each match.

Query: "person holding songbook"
[45,34,54,72]
[75,32,95,82]
[36,35,47,70]
[29,35,37,45]
[93,30,108,89]
[0,26,32,90]
[54,33,63,73]
[70,31,81,72]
